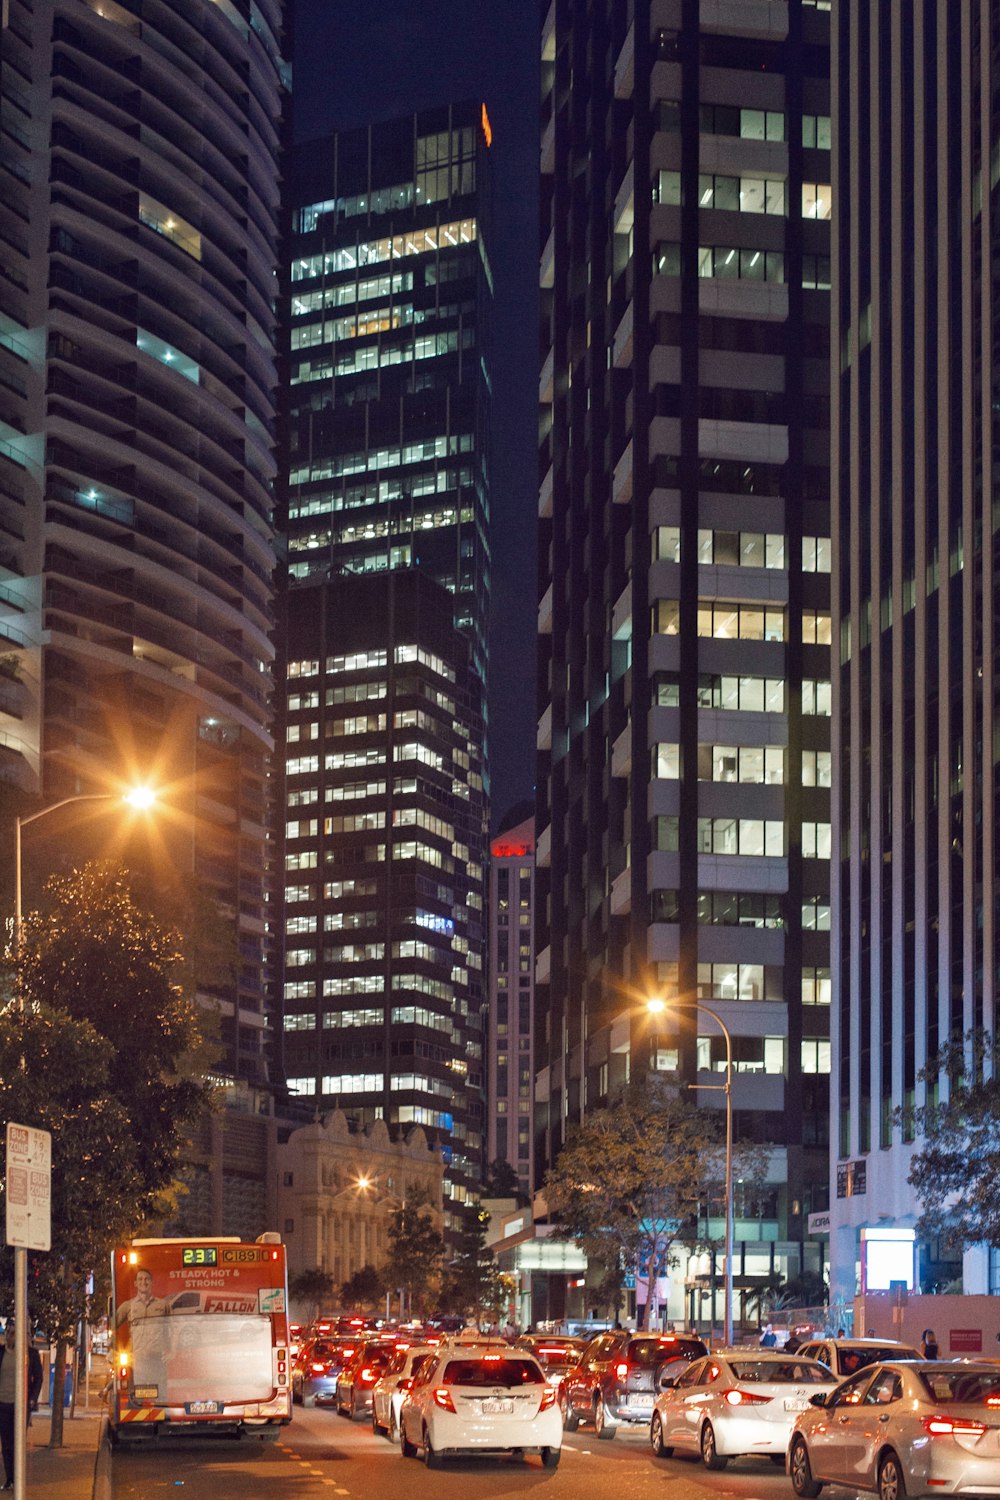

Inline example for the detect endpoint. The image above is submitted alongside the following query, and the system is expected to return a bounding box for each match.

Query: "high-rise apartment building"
[0,0,284,1089]
[486,808,536,1200]
[279,110,493,1224]
[535,0,833,1323]
[830,1,1000,1300]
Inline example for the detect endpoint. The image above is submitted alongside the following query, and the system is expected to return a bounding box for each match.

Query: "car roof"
[809,1337,918,1347]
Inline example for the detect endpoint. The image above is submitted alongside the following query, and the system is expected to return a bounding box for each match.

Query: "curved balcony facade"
[0,0,285,1084]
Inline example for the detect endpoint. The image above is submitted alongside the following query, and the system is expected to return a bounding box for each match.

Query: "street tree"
[0,1004,145,1444]
[898,1031,1000,1256]
[544,1077,767,1329]
[438,1204,509,1324]
[289,1267,334,1322]
[385,1199,445,1317]
[341,1263,386,1311]
[482,1158,527,1204]
[17,861,213,1215]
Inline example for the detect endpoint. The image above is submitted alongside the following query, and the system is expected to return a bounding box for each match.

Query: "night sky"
[291,0,542,828]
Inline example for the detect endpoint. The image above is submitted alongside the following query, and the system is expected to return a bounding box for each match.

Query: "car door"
[806,1368,879,1485]
[662,1358,710,1448]
[850,1366,905,1488]
[567,1335,605,1413]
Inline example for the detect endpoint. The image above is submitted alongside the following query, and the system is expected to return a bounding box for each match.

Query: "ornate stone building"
[277,1111,443,1297]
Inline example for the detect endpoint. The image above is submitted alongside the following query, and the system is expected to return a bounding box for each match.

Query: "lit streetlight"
[10,785,155,1498]
[647,994,734,1347]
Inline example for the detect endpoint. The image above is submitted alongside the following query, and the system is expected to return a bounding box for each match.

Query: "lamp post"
[10,785,154,1498]
[648,995,734,1347]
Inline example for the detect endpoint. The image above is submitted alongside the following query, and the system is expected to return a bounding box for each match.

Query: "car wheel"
[423,1429,442,1469]
[400,1417,417,1458]
[559,1389,580,1432]
[540,1446,560,1469]
[594,1393,617,1440]
[388,1409,398,1443]
[292,1384,302,1406]
[349,1390,358,1422]
[790,1436,823,1498]
[701,1422,728,1471]
[650,1412,673,1459]
[878,1453,906,1500]
[372,1407,382,1436]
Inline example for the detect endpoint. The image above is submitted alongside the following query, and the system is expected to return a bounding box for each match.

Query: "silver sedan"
[650,1350,838,1469]
[788,1360,1000,1500]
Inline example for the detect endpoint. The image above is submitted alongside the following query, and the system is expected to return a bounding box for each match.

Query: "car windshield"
[627,1338,703,1366]
[919,1370,1000,1405]
[444,1358,544,1387]
[729,1360,831,1385]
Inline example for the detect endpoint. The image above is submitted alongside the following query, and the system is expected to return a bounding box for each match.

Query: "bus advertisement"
[107,1234,292,1443]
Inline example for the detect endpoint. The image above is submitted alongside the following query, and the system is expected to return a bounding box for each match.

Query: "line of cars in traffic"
[291,1320,1000,1493]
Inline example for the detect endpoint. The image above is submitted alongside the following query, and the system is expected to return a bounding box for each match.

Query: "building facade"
[534,0,832,1325]
[0,0,284,1089]
[277,1110,443,1299]
[486,809,536,1200]
[830,0,1000,1300]
[278,571,487,1231]
[278,104,494,1231]
[284,103,493,685]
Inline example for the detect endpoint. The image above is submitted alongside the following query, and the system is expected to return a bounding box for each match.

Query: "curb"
[92,1418,111,1500]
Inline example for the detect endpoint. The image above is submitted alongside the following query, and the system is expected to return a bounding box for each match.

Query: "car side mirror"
[809,1392,827,1408]
[658,1374,676,1390]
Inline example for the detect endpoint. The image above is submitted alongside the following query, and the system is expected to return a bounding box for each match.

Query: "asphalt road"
[105,1402,867,1500]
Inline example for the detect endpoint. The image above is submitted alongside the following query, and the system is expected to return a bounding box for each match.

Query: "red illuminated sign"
[491,841,532,858]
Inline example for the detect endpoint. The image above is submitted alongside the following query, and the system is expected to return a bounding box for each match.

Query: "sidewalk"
[22,1398,104,1500]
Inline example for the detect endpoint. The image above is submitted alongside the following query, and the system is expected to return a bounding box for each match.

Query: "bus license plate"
[188,1400,220,1414]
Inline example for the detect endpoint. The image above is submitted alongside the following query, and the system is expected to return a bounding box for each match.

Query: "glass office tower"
[280,105,493,1226]
[535,0,832,1325]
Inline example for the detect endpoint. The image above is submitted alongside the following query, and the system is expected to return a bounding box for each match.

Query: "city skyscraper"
[830,0,999,1300]
[279,104,493,1226]
[534,0,833,1323]
[0,0,284,1091]
[486,807,536,1200]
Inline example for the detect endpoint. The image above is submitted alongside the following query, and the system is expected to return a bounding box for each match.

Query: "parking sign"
[5,1122,51,1252]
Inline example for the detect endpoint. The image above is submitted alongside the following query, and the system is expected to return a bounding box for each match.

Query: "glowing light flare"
[123,786,156,811]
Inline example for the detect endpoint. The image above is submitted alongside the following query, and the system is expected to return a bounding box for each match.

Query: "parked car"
[400,1347,562,1468]
[371,1344,437,1439]
[796,1337,921,1379]
[335,1340,396,1419]
[514,1335,588,1388]
[788,1360,1000,1499]
[650,1349,838,1469]
[560,1330,707,1438]
[292,1336,362,1406]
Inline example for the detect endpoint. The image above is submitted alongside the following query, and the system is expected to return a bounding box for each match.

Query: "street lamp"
[648,995,734,1347]
[10,784,155,1499]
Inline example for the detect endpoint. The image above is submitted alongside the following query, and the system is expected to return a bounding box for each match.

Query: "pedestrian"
[784,1331,802,1354]
[921,1328,939,1360]
[836,1328,846,1337]
[0,1322,43,1491]
[760,1323,777,1348]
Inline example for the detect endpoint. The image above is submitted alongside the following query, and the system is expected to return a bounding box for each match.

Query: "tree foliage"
[17,862,212,1211]
[289,1266,334,1322]
[385,1200,445,1316]
[544,1077,768,1328]
[438,1204,509,1322]
[482,1158,527,1205]
[898,1031,1000,1254]
[341,1263,386,1311]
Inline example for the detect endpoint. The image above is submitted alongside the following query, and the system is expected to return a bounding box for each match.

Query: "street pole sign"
[5,1121,51,1251]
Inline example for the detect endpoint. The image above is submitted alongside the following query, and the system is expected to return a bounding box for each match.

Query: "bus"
[107,1233,292,1443]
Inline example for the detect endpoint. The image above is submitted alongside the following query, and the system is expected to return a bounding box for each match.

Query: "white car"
[651,1349,839,1469]
[399,1348,562,1468]
[371,1344,437,1440]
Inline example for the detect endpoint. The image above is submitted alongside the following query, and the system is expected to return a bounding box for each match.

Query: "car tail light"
[433,1388,457,1412]
[539,1387,557,1410]
[615,1361,630,1381]
[921,1416,989,1438]
[310,1362,326,1374]
[724,1389,772,1407]
[360,1366,377,1384]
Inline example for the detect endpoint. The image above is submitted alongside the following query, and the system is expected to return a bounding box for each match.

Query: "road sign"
[5,1122,51,1252]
